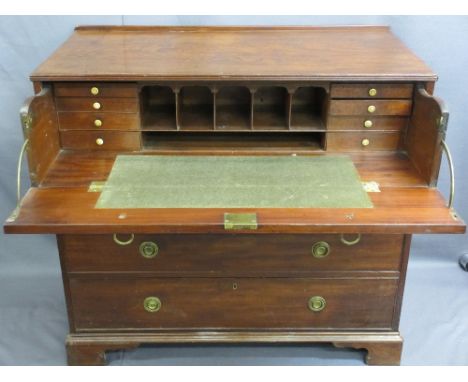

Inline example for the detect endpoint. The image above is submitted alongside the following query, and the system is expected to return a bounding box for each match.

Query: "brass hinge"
[224,213,258,230]
[438,113,449,134]
[362,181,380,193]
[20,112,33,135]
[88,181,106,192]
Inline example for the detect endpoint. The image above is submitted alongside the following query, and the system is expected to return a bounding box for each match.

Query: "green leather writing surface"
[95,155,373,209]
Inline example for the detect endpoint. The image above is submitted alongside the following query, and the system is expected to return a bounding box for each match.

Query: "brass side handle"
[311,241,330,258]
[139,241,159,259]
[144,296,161,313]
[441,139,455,208]
[113,233,135,246]
[6,138,30,223]
[308,296,326,312]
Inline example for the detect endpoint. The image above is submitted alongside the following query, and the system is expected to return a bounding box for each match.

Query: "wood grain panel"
[69,277,399,330]
[404,87,447,186]
[329,100,412,116]
[19,87,60,186]
[331,83,413,99]
[58,112,139,130]
[60,234,403,273]
[31,26,436,81]
[55,98,138,113]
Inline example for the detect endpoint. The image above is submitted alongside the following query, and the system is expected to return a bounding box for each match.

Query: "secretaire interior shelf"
[140,85,327,131]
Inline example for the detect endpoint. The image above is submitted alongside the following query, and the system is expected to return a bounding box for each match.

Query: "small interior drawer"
[69,277,399,330]
[60,130,141,151]
[55,97,138,113]
[328,100,412,116]
[330,83,413,99]
[54,82,138,98]
[60,234,403,274]
[326,131,401,151]
[327,116,408,131]
[58,112,139,130]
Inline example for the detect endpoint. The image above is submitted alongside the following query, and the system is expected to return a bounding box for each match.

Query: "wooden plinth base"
[66,331,403,366]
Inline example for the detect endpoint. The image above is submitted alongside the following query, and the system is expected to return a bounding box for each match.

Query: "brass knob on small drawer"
[361,138,370,147]
[367,105,376,113]
[143,296,161,313]
[96,138,104,146]
[94,119,103,127]
[368,88,378,97]
[139,241,159,259]
[90,86,99,95]
[93,102,101,110]
[308,296,326,312]
[363,120,373,128]
[311,241,330,258]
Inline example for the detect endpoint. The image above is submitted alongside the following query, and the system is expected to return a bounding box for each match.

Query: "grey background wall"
[0,16,467,365]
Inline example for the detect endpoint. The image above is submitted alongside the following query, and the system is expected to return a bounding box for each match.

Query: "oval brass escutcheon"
[311,241,330,258]
[139,241,159,259]
[308,296,326,312]
[90,86,99,95]
[144,296,161,313]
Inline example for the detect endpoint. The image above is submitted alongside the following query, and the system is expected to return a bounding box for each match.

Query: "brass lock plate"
[224,213,258,230]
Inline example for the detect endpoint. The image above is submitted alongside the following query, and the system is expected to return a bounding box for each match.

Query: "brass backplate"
[224,213,258,230]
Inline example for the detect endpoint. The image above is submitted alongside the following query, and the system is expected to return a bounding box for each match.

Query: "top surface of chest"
[31,25,435,81]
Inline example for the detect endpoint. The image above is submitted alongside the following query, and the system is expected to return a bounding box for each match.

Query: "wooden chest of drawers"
[3,26,465,365]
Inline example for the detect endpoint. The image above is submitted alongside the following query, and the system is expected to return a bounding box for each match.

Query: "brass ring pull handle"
[340,233,361,246]
[6,139,30,223]
[311,241,331,258]
[139,241,159,258]
[113,233,135,246]
[308,296,326,312]
[441,139,455,208]
[144,296,161,313]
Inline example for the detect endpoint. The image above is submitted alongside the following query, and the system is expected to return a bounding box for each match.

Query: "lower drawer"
[60,131,141,151]
[69,277,398,330]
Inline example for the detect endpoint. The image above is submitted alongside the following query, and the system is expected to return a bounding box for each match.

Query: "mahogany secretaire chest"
[3,25,465,365]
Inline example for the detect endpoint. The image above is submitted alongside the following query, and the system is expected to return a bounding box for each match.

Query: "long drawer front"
[69,277,398,330]
[60,234,404,274]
